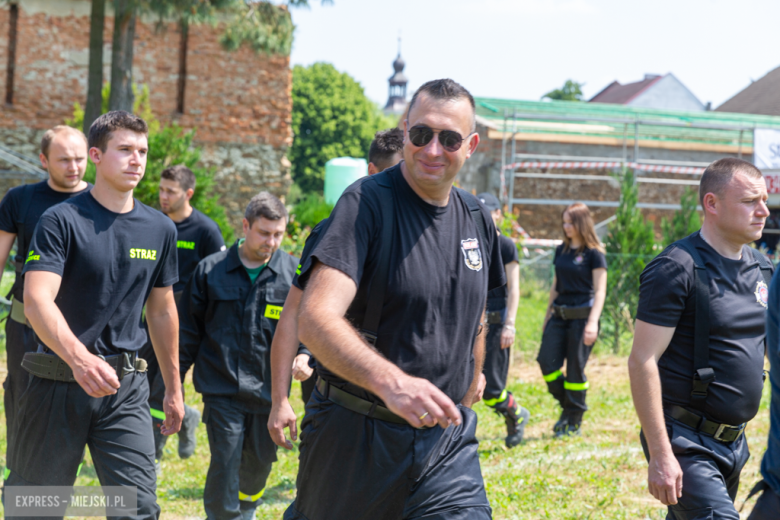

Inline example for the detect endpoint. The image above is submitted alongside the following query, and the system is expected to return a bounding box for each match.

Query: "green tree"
[67,85,235,244]
[291,62,397,193]
[542,80,585,102]
[603,169,657,353]
[661,187,701,246]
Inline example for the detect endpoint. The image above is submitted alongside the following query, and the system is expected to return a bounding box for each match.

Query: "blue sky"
[289,0,780,109]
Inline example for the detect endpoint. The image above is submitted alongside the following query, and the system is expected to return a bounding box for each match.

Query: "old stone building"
[0,0,292,224]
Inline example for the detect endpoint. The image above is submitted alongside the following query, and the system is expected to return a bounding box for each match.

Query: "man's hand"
[160,388,184,436]
[378,374,462,429]
[648,450,683,505]
[500,325,515,350]
[292,354,314,381]
[72,353,120,398]
[583,320,599,346]
[462,373,486,408]
[268,400,298,450]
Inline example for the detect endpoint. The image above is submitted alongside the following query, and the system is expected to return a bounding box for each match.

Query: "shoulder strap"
[674,233,714,413]
[750,247,773,286]
[457,188,490,252]
[360,175,394,346]
[13,183,37,276]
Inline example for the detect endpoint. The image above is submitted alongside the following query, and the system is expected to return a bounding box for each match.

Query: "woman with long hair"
[537,202,607,437]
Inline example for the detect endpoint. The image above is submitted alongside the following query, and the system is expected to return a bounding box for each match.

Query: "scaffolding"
[494,109,760,212]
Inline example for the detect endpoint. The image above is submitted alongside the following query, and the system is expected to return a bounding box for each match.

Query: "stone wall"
[0,0,293,228]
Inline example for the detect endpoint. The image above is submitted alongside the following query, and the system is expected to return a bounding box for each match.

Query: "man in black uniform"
[628,158,772,519]
[477,192,529,448]
[147,164,225,465]
[285,79,505,520]
[179,192,299,520]
[268,127,405,449]
[0,125,91,480]
[5,111,183,519]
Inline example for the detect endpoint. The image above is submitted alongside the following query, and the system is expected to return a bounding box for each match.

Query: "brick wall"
[0,0,293,227]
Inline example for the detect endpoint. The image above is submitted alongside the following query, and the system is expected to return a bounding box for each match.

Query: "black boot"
[563,411,583,437]
[553,410,568,437]
[493,391,531,448]
[178,404,201,459]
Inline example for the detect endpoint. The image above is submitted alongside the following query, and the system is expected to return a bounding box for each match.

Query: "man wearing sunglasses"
[285,79,505,520]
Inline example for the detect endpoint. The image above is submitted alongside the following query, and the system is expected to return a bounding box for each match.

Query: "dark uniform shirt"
[637,232,772,425]
[179,243,300,412]
[172,208,225,293]
[553,244,607,307]
[299,165,506,404]
[23,192,178,355]
[487,233,519,311]
[0,180,92,301]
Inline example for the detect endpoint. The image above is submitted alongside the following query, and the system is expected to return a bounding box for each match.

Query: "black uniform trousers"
[537,316,593,415]
[640,415,750,520]
[5,371,159,520]
[300,376,316,406]
[483,318,510,402]
[202,396,278,520]
[3,318,35,478]
[284,385,492,520]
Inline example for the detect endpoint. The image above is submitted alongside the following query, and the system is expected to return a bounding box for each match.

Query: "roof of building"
[589,74,663,104]
[474,96,780,152]
[716,65,780,116]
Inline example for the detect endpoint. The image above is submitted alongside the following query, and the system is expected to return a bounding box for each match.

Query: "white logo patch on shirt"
[755,280,769,308]
[461,238,483,271]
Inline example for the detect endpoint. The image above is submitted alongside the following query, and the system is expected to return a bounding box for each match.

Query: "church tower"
[384,38,408,115]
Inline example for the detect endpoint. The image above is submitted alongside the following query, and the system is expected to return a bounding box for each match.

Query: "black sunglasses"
[408,125,469,152]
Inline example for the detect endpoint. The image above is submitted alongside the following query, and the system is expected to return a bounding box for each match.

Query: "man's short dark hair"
[368,128,404,171]
[245,191,288,225]
[699,158,764,206]
[88,110,148,152]
[407,79,476,132]
[161,164,196,192]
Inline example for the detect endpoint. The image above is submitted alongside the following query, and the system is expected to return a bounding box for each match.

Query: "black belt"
[666,404,745,443]
[552,305,591,320]
[316,378,411,426]
[22,352,148,383]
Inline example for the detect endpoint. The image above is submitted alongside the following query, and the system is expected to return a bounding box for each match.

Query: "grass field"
[0,274,771,519]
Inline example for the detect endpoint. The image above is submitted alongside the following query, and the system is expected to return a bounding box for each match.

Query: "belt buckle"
[713,423,742,443]
[118,352,135,381]
[559,307,567,320]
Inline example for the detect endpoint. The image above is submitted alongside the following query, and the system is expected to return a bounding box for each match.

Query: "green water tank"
[324,157,368,206]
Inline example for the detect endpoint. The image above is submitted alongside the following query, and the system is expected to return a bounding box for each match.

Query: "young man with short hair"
[0,125,91,480]
[629,158,772,518]
[179,192,299,520]
[367,127,404,175]
[147,164,225,466]
[6,111,183,518]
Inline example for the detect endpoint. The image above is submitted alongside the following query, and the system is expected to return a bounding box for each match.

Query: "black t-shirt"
[23,192,178,356]
[0,180,92,300]
[636,232,772,425]
[173,208,225,293]
[292,218,328,291]
[300,164,506,403]
[487,232,519,310]
[553,245,607,306]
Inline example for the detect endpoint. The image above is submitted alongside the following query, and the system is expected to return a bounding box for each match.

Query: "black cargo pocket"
[263,288,288,322]
[670,506,712,519]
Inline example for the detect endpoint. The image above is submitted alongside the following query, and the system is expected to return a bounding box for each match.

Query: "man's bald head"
[699,158,764,206]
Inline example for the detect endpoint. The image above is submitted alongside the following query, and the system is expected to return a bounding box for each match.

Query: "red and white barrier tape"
[503,161,705,175]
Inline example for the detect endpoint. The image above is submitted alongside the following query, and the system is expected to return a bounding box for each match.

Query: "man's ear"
[465,132,480,159]
[185,188,194,201]
[88,147,102,165]
[39,153,49,171]
[368,163,379,176]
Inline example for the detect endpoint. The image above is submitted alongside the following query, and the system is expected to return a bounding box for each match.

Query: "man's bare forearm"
[298,268,405,397]
[628,354,671,458]
[271,288,302,404]
[147,297,181,395]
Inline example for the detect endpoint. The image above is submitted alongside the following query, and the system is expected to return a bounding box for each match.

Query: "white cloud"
[477,0,596,16]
